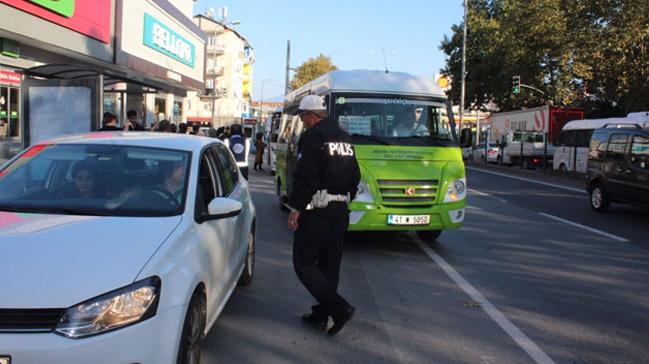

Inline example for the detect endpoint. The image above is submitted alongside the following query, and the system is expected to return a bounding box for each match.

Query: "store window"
[173,100,182,122]
[155,97,166,122]
[0,86,20,138]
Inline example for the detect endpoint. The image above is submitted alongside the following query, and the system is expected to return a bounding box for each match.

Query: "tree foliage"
[289,54,338,91]
[440,0,649,116]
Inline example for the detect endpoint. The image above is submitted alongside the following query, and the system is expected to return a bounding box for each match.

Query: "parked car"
[471,142,500,163]
[586,126,649,212]
[462,146,472,161]
[0,132,256,363]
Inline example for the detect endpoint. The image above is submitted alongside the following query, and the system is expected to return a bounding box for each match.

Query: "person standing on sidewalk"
[285,95,360,335]
[253,132,266,171]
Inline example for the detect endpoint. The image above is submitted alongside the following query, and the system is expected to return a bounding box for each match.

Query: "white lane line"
[537,212,629,242]
[415,240,556,364]
[466,167,585,194]
[468,188,508,203]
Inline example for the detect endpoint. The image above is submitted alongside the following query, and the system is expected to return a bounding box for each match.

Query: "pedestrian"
[168,123,177,133]
[126,110,145,131]
[190,124,200,135]
[227,124,248,178]
[157,119,170,132]
[253,132,266,171]
[99,112,120,131]
[285,95,360,335]
[178,123,188,134]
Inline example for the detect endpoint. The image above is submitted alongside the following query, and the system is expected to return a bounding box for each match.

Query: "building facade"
[187,15,254,128]
[0,0,205,161]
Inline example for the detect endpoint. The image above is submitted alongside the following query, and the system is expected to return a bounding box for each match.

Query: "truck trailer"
[487,106,584,167]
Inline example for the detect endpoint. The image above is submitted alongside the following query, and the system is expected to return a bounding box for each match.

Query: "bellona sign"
[143,13,195,68]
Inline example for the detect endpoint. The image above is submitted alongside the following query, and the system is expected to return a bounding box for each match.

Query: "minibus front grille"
[377,179,438,206]
[0,308,65,333]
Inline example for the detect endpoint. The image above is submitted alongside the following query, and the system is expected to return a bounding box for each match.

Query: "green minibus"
[275,70,470,242]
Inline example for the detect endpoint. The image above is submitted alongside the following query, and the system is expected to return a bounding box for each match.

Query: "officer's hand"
[288,211,300,231]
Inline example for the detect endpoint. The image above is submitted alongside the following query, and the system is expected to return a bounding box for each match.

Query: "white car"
[471,142,500,163]
[0,132,256,364]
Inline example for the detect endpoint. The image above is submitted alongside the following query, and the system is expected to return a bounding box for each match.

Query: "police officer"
[286,95,361,335]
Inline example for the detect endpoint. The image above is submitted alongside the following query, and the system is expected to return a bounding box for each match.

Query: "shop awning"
[21,63,193,96]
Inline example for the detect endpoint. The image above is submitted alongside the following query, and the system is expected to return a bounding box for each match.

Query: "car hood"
[0,212,182,308]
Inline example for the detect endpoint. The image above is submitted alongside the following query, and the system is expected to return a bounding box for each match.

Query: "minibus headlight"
[354,181,374,203]
[444,178,466,203]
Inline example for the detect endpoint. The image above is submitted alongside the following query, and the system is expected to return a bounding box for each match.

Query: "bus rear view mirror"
[460,128,472,148]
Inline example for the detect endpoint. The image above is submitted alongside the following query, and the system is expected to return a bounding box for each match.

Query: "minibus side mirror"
[460,128,472,148]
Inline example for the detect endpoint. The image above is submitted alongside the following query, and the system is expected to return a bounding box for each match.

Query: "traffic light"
[512,76,521,94]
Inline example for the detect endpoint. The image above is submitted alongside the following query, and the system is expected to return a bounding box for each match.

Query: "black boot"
[302,311,328,331]
[328,306,355,336]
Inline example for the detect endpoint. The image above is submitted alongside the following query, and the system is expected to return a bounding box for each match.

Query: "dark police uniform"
[287,117,361,324]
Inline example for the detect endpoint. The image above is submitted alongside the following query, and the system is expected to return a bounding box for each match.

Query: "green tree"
[440,0,649,115]
[289,54,337,91]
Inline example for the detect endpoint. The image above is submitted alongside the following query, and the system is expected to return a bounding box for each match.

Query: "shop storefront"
[115,0,205,126]
[0,0,205,160]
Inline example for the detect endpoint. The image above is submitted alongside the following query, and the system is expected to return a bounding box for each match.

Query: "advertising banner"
[0,0,111,44]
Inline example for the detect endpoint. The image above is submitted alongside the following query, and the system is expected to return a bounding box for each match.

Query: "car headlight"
[55,276,161,339]
[444,178,466,203]
[353,181,374,203]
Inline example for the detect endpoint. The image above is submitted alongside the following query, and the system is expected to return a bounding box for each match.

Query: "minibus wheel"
[417,230,442,243]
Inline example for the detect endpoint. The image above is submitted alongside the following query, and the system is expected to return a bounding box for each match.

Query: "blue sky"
[194,1,463,101]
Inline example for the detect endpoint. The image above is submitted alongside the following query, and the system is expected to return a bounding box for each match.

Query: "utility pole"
[459,0,468,131]
[284,40,295,96]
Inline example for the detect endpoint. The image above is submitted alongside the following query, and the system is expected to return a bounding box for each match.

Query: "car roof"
[37,132,223,152]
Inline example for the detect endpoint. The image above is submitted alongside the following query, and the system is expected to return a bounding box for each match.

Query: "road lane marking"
[468,188,508,203]
[415,240,556,364]
[537,212,629,242]
[466,167,585,194]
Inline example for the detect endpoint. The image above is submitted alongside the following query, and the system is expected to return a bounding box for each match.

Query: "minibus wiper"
[350,134,391,145]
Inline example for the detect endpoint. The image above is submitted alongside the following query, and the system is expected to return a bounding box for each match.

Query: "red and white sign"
[0,70,21,85]
[0,0,111,44]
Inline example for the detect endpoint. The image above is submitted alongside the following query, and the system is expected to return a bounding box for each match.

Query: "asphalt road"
[200,166,649,364]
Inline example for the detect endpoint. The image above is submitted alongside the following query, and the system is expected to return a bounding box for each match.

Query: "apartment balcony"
[207,44,226,55]
[206,66,225,77]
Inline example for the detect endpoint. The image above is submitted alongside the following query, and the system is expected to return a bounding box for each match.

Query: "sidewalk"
[464,160,587,191]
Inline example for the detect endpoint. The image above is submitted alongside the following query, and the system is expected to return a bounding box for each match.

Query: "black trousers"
[293,202,351,318]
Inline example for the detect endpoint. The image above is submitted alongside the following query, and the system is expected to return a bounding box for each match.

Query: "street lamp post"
[459,0,468,131]
[259,78,273,127]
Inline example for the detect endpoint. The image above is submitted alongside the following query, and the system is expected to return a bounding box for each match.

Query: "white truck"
[487,106,584,168]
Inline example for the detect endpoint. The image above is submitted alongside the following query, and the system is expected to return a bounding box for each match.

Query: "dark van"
[586,125,649,212]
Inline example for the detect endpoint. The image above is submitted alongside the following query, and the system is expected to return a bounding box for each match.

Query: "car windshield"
[0,144,191,217]
[333,96,457,146]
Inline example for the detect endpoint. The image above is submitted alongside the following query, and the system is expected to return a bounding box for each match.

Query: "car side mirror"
[460,128,473,148]
[207,197,242,219]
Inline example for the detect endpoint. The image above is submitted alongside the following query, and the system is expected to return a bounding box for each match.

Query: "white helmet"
[298,95,327,112]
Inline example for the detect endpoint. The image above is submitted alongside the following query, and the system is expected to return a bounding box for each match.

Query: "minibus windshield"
[333,96,456,146]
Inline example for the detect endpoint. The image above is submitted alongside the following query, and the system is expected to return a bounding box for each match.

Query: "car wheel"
[589,185,610,212]
[238,229,255,286]
[177,291,206,364]
[417,230,442,243]
[559,163,569,174]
